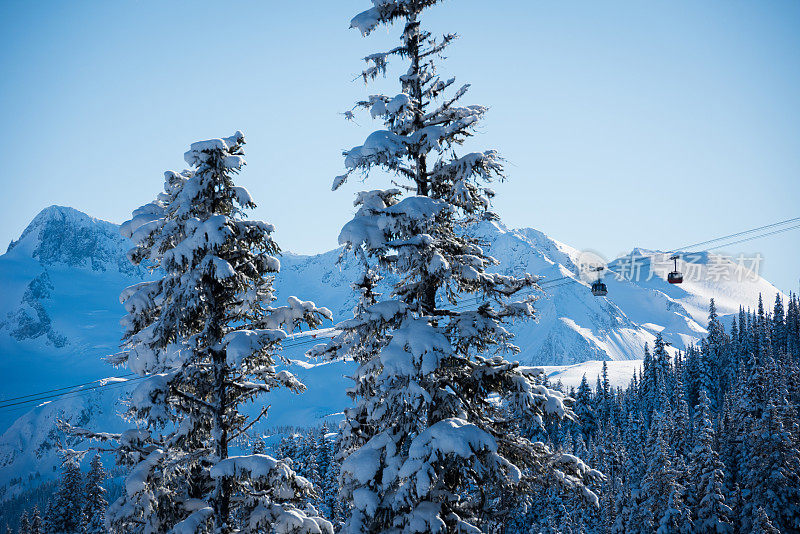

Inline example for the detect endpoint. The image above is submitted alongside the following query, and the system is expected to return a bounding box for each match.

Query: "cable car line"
[449,216,800,305]
[689,223,800,254]
[665,216,800,255]
[0,335,332,412]
[602,222,800,291]
[530,215,800,291]
[0,372,136,402]
[0,376,148,410]
[0,378,150,415]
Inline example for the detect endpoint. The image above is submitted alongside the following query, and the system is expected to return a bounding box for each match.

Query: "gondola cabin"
[667,271,684,284]
[667,255,683,284]
[589,265,608,296]
[591,280,608,296]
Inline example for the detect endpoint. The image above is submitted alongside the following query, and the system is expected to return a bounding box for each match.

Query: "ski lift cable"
[2,217,798,412]
[535,215,800,289]
[0,372,137,402]
[0,388,140,416]
[606,220,800,279]
[541,222,800,296]
[666,216,800,255]
[0,376,149,410]
[603,221,800,282]
[691,223,800,253]
[0,335,332,410]
[0,377,150,414]
[444,220,800,312]
[540,220,800,292]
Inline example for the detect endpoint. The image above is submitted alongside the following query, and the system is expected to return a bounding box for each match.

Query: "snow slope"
[0,206,785,500]
[538,360,643,391]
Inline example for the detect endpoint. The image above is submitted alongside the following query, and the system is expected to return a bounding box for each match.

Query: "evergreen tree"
[688,390,733,533]
[250,435,266,455]
[772,294,787,355]
[599,360,611,425]
[671,369,691,456]
[303,430,321,492]
[755,294,769,362]
[656,483,692,534]
[636,415,679,533]
[276,432,300,468]
[641,335,672,423]
[81,456,107,534]
[698,340,717,411]
[18,512,29,534]
[653,334,672,398]
[726,316,740,386]
[42,499,56,534]
[752,507,781,534]
[787,294,800,358]
[738,306,748,347]
[322,439,343,526]
[27,509,42,534]
[66,133,332,533]
[684,345,700,410]
[741,390,800,532]
[575,374,597,440]
[640,343,655,415]
[314,2,600,531]
[313,427,339,521]
[48,460,84,533]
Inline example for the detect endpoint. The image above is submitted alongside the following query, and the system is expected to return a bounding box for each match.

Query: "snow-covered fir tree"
[740,388,800,532]
[65,133,332,533]
[702,299,726,408]
[688,389,733,533]
[47,460,84,533]
[635,414,678,533]
[18,512,29,534]
[656,484,692,534]
[312,2,601,532]
[80,455,108,534]
[574,375,598,440]
[27,509,42,534]
[272,427,346,527]
[42,499,55,534]
[752,506,782,534]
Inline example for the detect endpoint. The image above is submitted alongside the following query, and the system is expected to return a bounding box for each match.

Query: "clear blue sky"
[1,0,798,292]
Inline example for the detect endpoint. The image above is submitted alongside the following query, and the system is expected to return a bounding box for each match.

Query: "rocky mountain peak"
[6,205,138,275]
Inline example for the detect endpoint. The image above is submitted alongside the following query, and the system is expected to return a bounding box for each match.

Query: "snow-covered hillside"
[0,206,785,500]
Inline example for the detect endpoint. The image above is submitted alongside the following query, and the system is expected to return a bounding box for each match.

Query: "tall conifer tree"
[67,133,332,533]
[315,2,600,531]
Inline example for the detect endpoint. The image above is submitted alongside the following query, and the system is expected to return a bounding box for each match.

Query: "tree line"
[7,455,108,534]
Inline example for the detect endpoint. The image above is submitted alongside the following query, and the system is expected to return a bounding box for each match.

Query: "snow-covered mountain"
[0,206,784,500]
[0,207,150,427]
